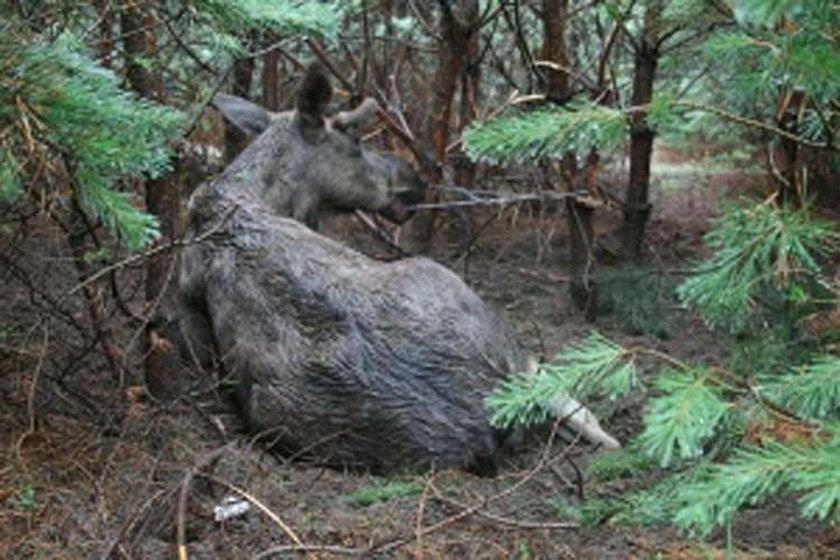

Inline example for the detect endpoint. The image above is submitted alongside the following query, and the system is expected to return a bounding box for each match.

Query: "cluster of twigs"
[170,421,584,560]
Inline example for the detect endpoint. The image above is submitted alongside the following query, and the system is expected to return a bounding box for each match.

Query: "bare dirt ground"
[2,149,839,559]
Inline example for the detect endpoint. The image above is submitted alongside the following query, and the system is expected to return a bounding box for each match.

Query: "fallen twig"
[430,487,579,530]
[253,543,370,558]
[414,470,442,558]
[394,420,582,556]
[517,267,571,284]
[198,473,304,548]
[99,487,174,560]
[14,323,49,461]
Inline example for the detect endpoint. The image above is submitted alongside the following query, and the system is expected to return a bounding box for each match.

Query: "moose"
[177,63,618,474]
[198,66,425,230]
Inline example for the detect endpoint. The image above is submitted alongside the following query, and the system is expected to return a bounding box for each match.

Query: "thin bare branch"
[162,13,217,75]
[67,204,239,298]
[675,100,836,150]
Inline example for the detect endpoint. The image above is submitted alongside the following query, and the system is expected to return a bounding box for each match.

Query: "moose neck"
[192,113,300,221]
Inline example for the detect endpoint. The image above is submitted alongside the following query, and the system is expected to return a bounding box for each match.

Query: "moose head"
[207,63,425,230]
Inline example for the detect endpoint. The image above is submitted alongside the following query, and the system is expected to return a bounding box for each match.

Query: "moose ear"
[296,62,332,124]
[212,93,271,137]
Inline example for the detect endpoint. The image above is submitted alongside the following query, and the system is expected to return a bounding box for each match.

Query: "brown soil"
[2,152,838,559]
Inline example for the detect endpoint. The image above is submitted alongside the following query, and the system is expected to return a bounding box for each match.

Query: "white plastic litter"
[213,496,250,522]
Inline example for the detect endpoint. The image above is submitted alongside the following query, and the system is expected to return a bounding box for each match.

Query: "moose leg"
[177,301,218,373]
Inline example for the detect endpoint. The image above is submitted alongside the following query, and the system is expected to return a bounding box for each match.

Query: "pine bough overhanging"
[463,0,838,166]
[195,0,342,35]
[463,101,628,165]
[0,32,183,248]
[486,332,638,430]
[191,0,342,55]
[486,200,840,535]
[1,1,344,248]
[674,439,840,535]
[472,0,839,535]
[762,356,840,420]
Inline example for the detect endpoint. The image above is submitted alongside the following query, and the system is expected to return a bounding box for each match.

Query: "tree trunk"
[405,0,477,253]
[542,0,596,313]
[541,0,569,103]
[93,0,114,67]
[261,32,281,111]
[563,150,598,319]
[122,5,160,102]
[773,89,807,205]
[621,4,660,261]
[426,3,471,164]
[453,3,480,190]
[122,3,183,399]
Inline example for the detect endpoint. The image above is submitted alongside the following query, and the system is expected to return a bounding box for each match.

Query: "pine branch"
[463,87,838,169]
[674,100,837,150]
[1,31,183,248]
[638,368,731,467]
[762,356,840,420]
[486,332,639,430]
[0,145,21,201]
[674,438,840,535]
[194,0,342,37]
[677,200,837,331]
[463,101,627,165]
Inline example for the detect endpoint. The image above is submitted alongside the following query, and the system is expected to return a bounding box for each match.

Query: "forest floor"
[2,146,839,559]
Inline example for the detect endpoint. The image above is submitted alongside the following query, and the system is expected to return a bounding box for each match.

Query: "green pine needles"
[466,0,840,538]
[487,198,840,535]
[487,331,840,533]
[486,332,638,430]
[677,199,837,332]
[463,101,627,165]
[0,145,21,201]
[763,356,840,420]
[192,0,342,55]
[1,1,343,249]
[196,0,342,35]
[637,369,731,467]
[1,31,183,248]
[674,439,840,535]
